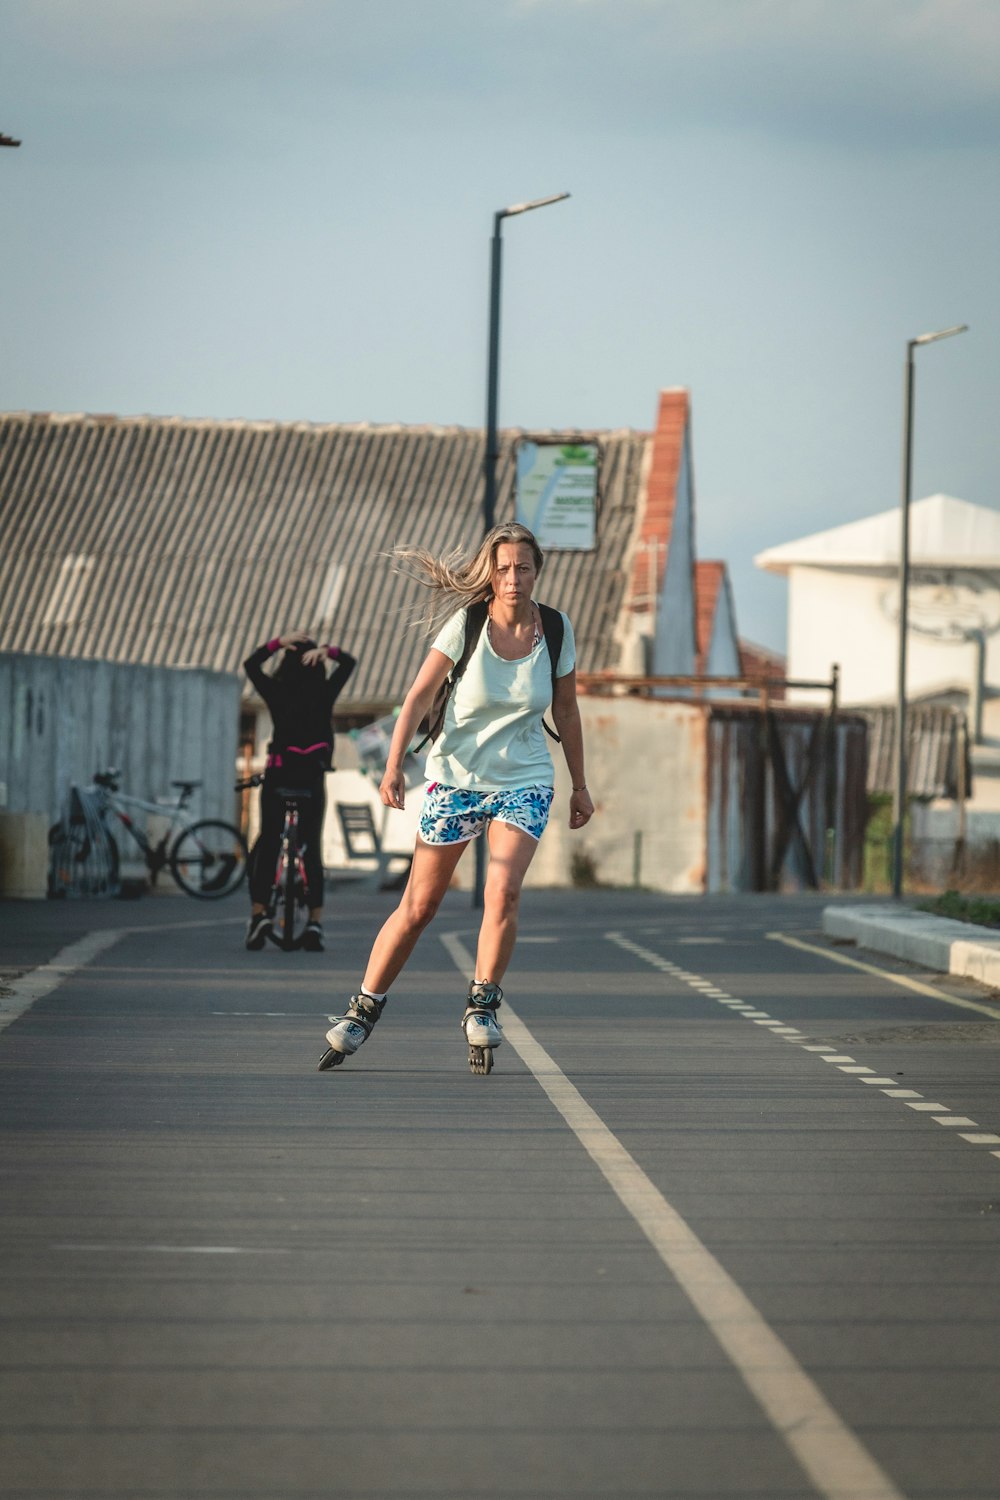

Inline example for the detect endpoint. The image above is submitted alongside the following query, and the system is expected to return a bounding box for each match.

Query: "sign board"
[515,441,598,550]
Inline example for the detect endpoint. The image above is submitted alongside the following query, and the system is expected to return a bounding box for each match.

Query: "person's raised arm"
[243,631,308,704]
[301,644,358,698]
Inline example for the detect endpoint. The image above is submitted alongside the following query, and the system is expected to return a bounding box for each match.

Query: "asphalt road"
[2,886,1000,1500]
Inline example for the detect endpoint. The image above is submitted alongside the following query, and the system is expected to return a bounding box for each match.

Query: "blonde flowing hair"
[393,522,544,632]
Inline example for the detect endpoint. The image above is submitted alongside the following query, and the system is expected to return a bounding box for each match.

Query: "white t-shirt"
[423,605,576,791]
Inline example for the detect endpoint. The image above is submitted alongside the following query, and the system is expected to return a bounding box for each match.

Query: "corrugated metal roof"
[855,703,969,799]
[0,412,650,708]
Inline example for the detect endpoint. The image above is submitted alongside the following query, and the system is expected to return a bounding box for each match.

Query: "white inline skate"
[317,992,386,1070]
[462,981,503,1075]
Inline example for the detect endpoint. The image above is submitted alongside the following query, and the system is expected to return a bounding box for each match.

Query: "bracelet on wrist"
[572,783,588,792]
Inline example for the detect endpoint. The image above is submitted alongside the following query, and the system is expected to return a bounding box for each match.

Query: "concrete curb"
[823,903,1000,989]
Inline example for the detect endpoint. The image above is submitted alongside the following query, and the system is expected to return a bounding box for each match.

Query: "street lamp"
[483,192,570,531]
[891,323,969,898]
[473,191,570,911]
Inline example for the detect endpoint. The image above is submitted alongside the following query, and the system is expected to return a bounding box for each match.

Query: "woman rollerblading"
[316,523,594,1074]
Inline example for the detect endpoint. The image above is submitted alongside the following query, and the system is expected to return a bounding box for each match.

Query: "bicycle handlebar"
[93,769,121,791]
[235,769,334,792]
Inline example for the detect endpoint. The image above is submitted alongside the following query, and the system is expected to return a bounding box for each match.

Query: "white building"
[756,494,1000,863]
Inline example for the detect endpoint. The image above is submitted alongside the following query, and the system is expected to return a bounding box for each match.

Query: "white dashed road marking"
[606,930,1000,1169]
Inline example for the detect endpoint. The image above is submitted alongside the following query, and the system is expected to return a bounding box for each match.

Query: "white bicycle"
[48,769,248,899]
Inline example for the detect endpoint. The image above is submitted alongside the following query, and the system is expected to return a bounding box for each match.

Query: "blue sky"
[2,0,998,651]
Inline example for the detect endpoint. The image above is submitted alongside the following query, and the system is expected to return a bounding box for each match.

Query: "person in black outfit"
[243,630,356,951]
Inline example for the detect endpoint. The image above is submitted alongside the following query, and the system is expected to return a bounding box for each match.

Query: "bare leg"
[362,837,468,993]
[474,821,541,984]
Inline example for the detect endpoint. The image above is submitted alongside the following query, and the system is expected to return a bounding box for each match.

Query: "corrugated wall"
[855,703,969,799]
[0,651,241,826]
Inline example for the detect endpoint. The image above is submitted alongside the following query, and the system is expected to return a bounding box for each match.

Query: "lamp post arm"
[501,192,570,219]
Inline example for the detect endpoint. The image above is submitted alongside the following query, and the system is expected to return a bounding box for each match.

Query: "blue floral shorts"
[418,782,555,845]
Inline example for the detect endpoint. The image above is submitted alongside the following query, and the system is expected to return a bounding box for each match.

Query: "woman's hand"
[278,630,312,650]
[569,786,594,829]
[380,766,406,810]
[300,647,326,668]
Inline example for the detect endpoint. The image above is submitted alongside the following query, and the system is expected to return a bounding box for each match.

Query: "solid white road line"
[767,930,1000,1020]
[439,930,906,1500]
[0,929,125,1035]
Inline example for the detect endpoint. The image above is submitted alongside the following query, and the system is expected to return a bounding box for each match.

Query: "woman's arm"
[379,649,454,811]
[243,637,285,704]
[551,669,594,829]
[300,644,357,699]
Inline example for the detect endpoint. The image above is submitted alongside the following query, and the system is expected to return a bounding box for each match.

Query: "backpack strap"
[453,599,489,690]
[412,601,488,753]
[538,603,565,743]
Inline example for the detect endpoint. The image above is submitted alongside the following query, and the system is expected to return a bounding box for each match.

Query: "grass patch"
[918,889,1000,929]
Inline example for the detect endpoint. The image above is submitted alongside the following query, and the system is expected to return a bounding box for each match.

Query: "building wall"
[786,564,997,710]
[786,568,893,702]
[525,696,707,893]
[0,652,241,827]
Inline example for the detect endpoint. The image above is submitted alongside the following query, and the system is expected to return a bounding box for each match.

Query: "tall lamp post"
[474,191,570,909]
[891,323,968,898]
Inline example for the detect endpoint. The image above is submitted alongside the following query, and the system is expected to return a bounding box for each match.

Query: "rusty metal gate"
[705,705,868,893]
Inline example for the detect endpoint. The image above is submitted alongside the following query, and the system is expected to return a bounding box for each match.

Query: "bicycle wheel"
[169,820,248,899]
[274,841,309,950]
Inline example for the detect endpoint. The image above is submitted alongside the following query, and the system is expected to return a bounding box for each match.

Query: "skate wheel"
[317,1047,344,1071]
[468,1045,493,1075]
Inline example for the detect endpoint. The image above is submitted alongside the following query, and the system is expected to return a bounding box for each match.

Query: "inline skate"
[462,981,502,1075]
[317,992,386,1070]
